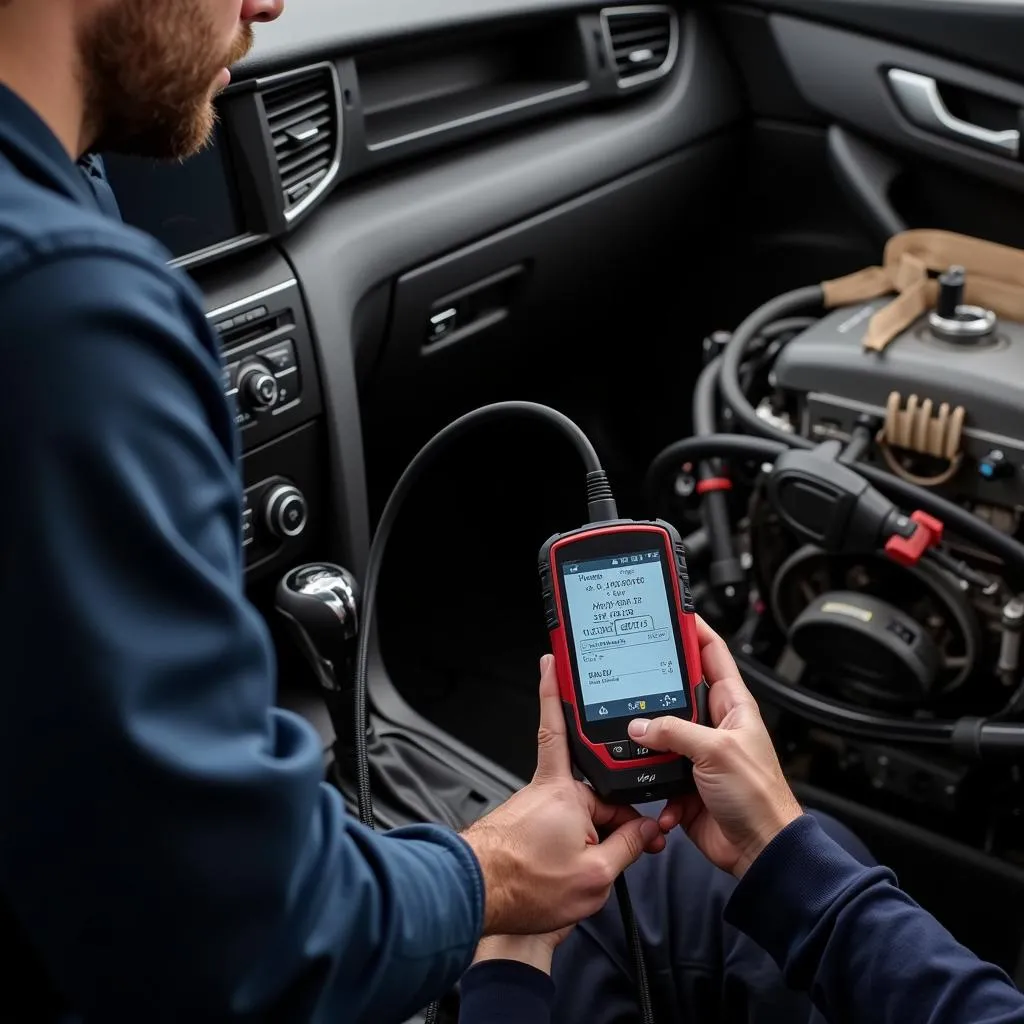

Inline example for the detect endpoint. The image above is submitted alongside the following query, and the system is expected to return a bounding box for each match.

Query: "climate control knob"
[264,484,309,539]
[238,362,279,412]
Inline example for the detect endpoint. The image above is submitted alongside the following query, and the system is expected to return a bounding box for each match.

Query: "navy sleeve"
[0,251,483,1023]
[458,961,555,1024]
[725,815,1024,1024]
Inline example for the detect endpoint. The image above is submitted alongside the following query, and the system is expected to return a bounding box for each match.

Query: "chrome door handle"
[887,69,1020,158]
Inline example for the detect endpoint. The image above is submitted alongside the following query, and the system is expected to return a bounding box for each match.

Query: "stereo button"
[242,508,255,548]
[260,341,297,372]
[222,361,240,392]
[238,362,279,412]
[264,484,308,539]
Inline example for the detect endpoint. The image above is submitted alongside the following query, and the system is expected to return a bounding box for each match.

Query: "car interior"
[101,0,1024,1016]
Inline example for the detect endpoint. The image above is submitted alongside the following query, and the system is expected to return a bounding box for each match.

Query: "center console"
[196,254,327,582]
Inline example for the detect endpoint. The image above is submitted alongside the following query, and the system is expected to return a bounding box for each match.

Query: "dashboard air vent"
[601,6,678,88]
[259,63,342,219]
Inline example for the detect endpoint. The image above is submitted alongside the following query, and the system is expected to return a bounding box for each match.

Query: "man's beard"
[80,0,253,160]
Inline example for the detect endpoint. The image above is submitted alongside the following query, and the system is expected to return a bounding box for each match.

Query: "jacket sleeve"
[458,961,555,1024]
[0,251,483,1023]
[725,815,1024,1024]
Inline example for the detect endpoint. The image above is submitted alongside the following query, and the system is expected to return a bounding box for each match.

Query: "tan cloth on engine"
[821,229,1024,352]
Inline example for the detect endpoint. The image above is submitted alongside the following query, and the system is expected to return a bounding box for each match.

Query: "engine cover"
[773,298,1024,506]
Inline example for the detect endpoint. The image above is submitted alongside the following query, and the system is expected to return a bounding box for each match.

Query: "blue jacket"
[0,83,483,1022]
[459,816,1024,1024]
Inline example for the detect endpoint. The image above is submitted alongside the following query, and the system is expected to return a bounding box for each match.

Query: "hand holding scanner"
[540,520,710,805]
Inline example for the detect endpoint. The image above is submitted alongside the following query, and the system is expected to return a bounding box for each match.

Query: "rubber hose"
[736,653,1024,757]
[693,357,734,567]
[718,285,824,448]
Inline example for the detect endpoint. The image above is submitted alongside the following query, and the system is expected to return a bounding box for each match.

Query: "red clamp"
[884,511,945,567]
[696,476,732,496]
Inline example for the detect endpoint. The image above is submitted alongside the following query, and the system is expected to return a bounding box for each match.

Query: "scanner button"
[679,572,694,613]
[631,742,656,759]
[606,741,632,762]
[542,588,559,630]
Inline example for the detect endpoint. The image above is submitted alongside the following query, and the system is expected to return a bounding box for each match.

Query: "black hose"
[645,434,1024,587]
[717,286,825,448]
[693,358,736,568]
[736,652,1024,758]
[736,653,954,746]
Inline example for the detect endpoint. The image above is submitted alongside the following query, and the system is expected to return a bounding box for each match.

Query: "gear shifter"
[277,563,485,830]
[276,564,361,742]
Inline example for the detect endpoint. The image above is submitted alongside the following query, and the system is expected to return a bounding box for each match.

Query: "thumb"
[629,715,716,763]
[595,817,661,877]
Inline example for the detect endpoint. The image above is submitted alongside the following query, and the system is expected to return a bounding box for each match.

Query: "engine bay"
[656,246,1024,871]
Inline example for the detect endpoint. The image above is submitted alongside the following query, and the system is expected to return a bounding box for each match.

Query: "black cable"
[717,285,825,449]
[352,401,656,1023]
[645,434,1024,588]
[354,401,616,830]
[735,652,954,746]
[735,653,1024,757]
[614,874,655,1024]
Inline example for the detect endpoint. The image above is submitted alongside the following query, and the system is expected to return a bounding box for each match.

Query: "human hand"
[627,617,802,878]
[462,655,664,936]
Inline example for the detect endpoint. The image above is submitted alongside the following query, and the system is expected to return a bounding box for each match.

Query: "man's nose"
[240,0,285,23]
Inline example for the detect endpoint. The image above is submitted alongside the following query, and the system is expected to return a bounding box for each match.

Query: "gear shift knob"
[276,564,361,691]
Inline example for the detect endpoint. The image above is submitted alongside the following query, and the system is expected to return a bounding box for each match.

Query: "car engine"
[649,259,1024,865]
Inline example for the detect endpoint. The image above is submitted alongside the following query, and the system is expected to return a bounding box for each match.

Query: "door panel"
[770,15,1024,196]
[713,1,1024,302]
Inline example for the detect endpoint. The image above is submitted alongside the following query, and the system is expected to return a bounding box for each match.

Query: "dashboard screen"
[103,127,246,259]
[561,550,687,723]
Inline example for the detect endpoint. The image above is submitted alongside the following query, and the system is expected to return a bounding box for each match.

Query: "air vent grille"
[261,65,341,217]
[602,6,677,86]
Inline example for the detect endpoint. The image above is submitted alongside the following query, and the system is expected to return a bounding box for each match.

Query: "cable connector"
[884,511,944,567]
[586,470,619,523]
[767,442,948,561]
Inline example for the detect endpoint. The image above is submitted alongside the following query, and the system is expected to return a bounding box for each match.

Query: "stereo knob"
[264,484,308,539]
[238,362,279,412]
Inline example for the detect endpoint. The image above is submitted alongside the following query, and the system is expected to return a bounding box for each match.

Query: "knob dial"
[238,362,279,412]
[264,484,308,539]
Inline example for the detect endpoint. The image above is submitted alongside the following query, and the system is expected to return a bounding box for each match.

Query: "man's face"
[80,0,261,160]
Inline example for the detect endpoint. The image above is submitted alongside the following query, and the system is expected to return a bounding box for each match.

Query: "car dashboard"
[100,0,740,588]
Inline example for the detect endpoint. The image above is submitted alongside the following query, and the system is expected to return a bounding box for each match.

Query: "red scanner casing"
[539,520,709,804]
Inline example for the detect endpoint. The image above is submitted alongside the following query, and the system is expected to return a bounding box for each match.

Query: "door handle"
[887,69,1020,159]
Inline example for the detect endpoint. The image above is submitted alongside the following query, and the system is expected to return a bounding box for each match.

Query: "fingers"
[695,615,743,687]
[590,797,666,853]
[659,793,703,833]
[594,817,662,878]
[694,616,759,726]
[707,674,760,727]
[628,714,716,762]
[533,654,572,782]
[658,795,686,832]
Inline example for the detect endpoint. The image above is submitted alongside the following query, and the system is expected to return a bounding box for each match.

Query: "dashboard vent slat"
[258,64,342,218]
[601,6,678,87]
